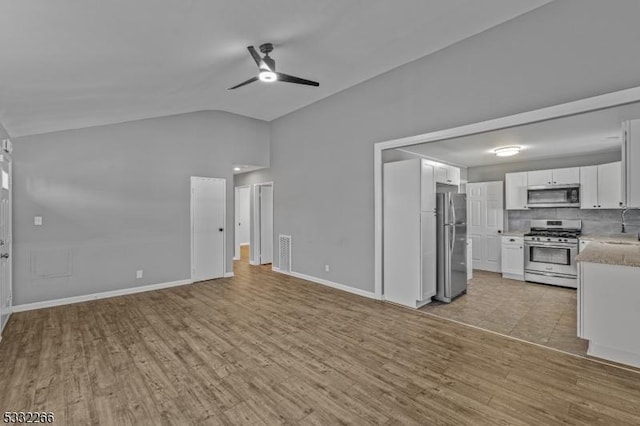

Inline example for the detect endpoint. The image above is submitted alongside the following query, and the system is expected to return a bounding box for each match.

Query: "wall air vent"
[278,235,292,272]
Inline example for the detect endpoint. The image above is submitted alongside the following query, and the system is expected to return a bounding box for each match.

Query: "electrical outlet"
[136,270,143,279]
[324,264,330,272]
[34,216,43,226]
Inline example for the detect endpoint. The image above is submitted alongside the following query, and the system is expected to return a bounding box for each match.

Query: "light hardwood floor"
[1,259,640,425]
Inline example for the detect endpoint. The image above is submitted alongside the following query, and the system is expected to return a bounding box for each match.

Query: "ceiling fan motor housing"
[259,43,274,54]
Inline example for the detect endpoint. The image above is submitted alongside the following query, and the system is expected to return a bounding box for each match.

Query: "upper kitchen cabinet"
[526,169,552,186]
[552,167,581,185]
[505,172,528,210]
[623,119,640,207]
[527,167,579,186]
[435,164,460,186]
[580,162,623,209]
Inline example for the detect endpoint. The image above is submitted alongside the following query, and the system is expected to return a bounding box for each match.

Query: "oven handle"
[524,242,576,249]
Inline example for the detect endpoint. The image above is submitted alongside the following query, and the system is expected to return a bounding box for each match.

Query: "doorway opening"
[233,182,274,269]
[234,185,251,262]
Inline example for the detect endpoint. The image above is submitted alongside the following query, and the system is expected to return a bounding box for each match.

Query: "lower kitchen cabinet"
[578,261,640,368]
[501,236,524,281]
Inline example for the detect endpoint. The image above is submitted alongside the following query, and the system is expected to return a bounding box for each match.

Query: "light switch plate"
[34,216,43,226]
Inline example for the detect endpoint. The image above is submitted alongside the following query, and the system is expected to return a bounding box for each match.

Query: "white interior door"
[191,177,225,281]
[259,185,273,264]
[467,181,504,272]
[234,186,250,259]
[0,153,11,334]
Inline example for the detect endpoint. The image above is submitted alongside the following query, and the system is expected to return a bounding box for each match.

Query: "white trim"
[252,181,274,265]
[240,243,250,246]
[588,342,640,369]
[12,279,193,312]
[233,256,240,261]
[374,85,640,299]
[223,272,234,278]
[272,266,380,300]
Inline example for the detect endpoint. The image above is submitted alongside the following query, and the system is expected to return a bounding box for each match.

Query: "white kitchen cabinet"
[505,172,528,210]
[598,162,623,208]
[552,167,580,185]
[384,158,436,308]
[579,261,640,367]
[623,120,640,207]
[579,165,598,209]
[580,162,623,209]
[527,169,552,186]
[435,164,460,186]
[527,167,579,186]
[501,236,524,280]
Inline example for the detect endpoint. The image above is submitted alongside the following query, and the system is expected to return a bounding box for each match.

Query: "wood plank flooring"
[1,259,640,425]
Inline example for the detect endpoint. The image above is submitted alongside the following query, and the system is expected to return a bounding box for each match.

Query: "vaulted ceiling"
[0,0,551,137]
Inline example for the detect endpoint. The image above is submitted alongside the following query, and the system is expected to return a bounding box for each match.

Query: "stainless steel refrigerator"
[435,193,467,303]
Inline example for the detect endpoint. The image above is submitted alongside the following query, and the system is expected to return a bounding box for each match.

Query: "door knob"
[219,228,224,232]
[0,253,8,259]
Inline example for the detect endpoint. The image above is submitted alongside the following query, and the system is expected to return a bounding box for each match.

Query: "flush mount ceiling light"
[493,146,522,157]
[233,167,241,171]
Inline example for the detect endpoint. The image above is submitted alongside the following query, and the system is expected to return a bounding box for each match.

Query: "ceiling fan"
[228,43,319,90]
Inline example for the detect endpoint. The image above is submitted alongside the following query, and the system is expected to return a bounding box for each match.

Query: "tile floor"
[420,270,589,356]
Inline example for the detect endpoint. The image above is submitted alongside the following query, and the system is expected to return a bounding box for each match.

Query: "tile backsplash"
[507,208,640,236]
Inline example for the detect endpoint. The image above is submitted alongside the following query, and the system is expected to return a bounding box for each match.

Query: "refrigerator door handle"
[450,197,456,252]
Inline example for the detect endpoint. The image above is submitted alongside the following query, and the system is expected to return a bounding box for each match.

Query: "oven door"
[524,242,577,276]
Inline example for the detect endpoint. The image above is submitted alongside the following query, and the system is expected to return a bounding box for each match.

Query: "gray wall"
[13,111,269,305]
[0,122,9,139]
[467,151,621,183]
[267,0,640,292]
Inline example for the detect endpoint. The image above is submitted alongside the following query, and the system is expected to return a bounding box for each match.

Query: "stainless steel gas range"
[524,219,582,288]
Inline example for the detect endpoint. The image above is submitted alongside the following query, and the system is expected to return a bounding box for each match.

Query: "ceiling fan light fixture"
[493,146,522,157]
[259,70,277,82]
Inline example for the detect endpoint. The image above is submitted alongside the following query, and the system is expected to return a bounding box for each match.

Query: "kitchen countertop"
[579,234,640,243]
[576,236,640,267]
[501,231,525,237]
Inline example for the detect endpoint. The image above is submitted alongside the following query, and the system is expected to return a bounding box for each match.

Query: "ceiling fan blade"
[276,72,319,87]
[228,76,258,90]
[247,46,271,71]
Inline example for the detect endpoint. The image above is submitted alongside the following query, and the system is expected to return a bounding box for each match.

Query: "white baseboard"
[240,243,250,246]
[233,256,240,261]
[224,272,235,278]
[12,279,193,313]
[502,273,525,281]
[249,260,259,265]
[588,342,640,369]
[272,267,380,300]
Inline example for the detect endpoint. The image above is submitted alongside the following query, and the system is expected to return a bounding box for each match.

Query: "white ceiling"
[399,102,640,168]
[0,0,551,137]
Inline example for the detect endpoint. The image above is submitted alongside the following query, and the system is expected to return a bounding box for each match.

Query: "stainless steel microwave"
[527,184,580,208]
